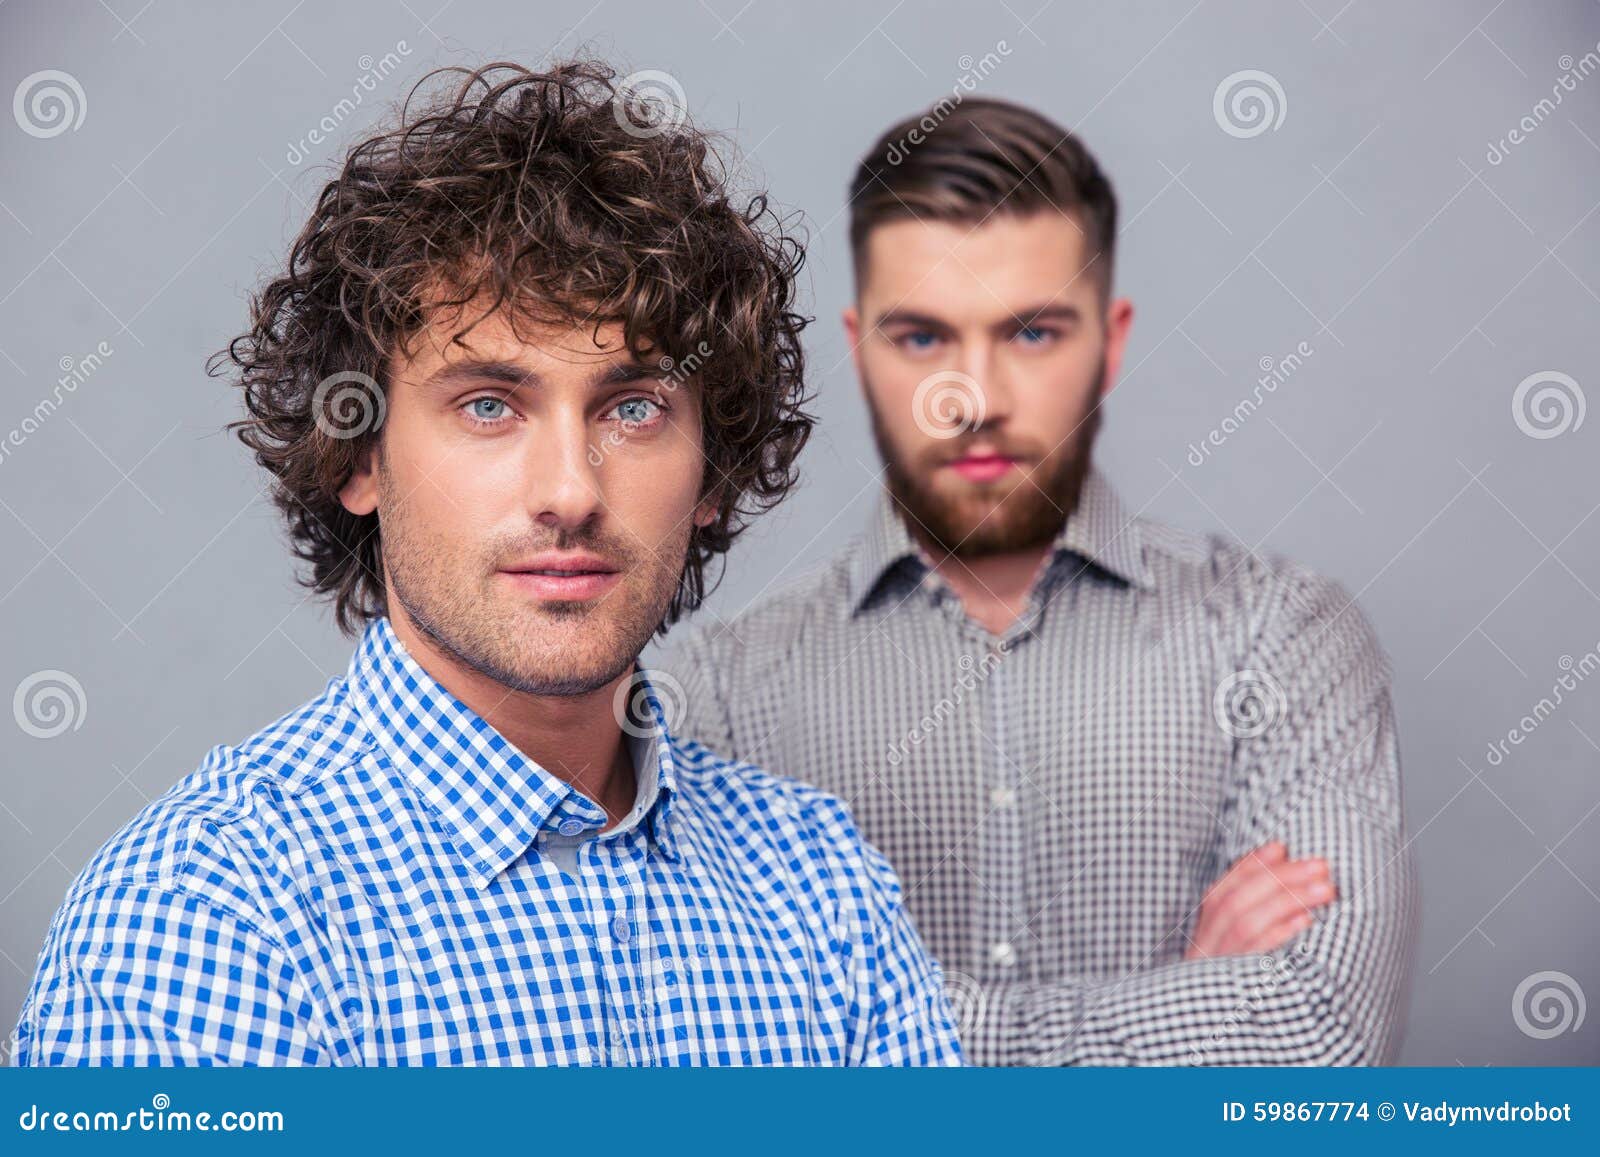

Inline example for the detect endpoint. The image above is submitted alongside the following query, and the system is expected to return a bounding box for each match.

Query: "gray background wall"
[2,0,1596,1065]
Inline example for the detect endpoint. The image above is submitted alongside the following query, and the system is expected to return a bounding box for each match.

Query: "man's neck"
[909,525,1055,637]
[385,609,637,828]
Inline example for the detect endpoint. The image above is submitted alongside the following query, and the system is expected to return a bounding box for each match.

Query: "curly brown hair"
[210,59,813,636]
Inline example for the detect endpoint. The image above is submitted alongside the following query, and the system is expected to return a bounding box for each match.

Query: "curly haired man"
[11,61,962,1067]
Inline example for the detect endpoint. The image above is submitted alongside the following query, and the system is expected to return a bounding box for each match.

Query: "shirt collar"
[345,616,680,888]
[845,465,1153,615]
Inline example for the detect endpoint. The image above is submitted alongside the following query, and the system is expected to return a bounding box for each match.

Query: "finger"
[1205,840,1288,905]
[1228,876,1337,945]
[1244,910,1318,955]
[1222,856,1330,920]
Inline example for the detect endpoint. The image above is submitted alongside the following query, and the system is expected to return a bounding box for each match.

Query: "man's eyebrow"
[874,309,953,330]
[420,357,667,393]
[594,360,668,386]
[1008,303,1083,327]
[873,303,1084,331]
[422,360,538,391]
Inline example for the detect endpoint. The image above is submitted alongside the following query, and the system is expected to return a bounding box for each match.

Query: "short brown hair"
[211,60,813,636]
[848,97,1117,293]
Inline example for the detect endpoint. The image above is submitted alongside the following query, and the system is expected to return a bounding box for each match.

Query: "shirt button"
[611,915,631,943]
[557,818,585,837]
[989,941,1018,967]
[989,787,1017,809]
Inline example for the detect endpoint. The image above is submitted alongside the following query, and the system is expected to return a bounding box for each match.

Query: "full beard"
[869,363,1104,560]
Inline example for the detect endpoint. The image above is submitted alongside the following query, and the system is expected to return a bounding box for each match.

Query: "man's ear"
[842,304,866,395]
[691,488,721,530]
[338,441,379,516]
[1100,296,1135,399]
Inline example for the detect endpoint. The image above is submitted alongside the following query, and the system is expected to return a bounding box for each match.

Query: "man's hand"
[1184,840,1335,960]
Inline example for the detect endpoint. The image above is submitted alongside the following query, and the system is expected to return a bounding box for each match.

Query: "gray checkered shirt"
[659,468,1417,1065]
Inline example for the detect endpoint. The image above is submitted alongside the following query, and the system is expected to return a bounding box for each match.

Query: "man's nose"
[525,409,605,531]
[956,342,1013,429]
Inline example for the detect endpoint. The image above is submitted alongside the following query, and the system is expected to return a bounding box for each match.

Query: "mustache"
[933,433,1042,464]
[493,528,635,567]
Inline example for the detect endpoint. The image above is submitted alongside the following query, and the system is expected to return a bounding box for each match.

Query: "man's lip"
[497,569,622,601]
[498,552,619,575]
[944,453,1022,480]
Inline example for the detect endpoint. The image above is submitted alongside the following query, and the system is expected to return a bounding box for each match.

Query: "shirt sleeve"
[840,821,965,1067]
[964,576,1418,1066]
[654,623,738,758]
[12,881,336,1066]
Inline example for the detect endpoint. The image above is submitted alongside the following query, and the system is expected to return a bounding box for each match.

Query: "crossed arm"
[661,578,1418,1067]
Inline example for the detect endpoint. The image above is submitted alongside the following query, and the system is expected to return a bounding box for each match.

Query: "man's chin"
[907,489,1067,557]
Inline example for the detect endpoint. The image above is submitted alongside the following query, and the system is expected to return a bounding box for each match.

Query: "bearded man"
[661,97,1417,1066]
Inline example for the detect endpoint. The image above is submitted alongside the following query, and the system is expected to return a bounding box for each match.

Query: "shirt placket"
[583,832,651,1066]
[978,625,1030,981]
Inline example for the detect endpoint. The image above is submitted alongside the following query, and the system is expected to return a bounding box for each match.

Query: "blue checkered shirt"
[12,616,963,1066]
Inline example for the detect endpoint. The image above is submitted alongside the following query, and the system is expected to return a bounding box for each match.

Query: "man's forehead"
[399,306,640,374]
[861,213,1095,307]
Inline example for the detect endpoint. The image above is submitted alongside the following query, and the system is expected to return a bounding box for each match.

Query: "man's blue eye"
[615,398,661,424]
[1016,326,1051,344]
[470,397,506,421]
[905,332,938,350]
